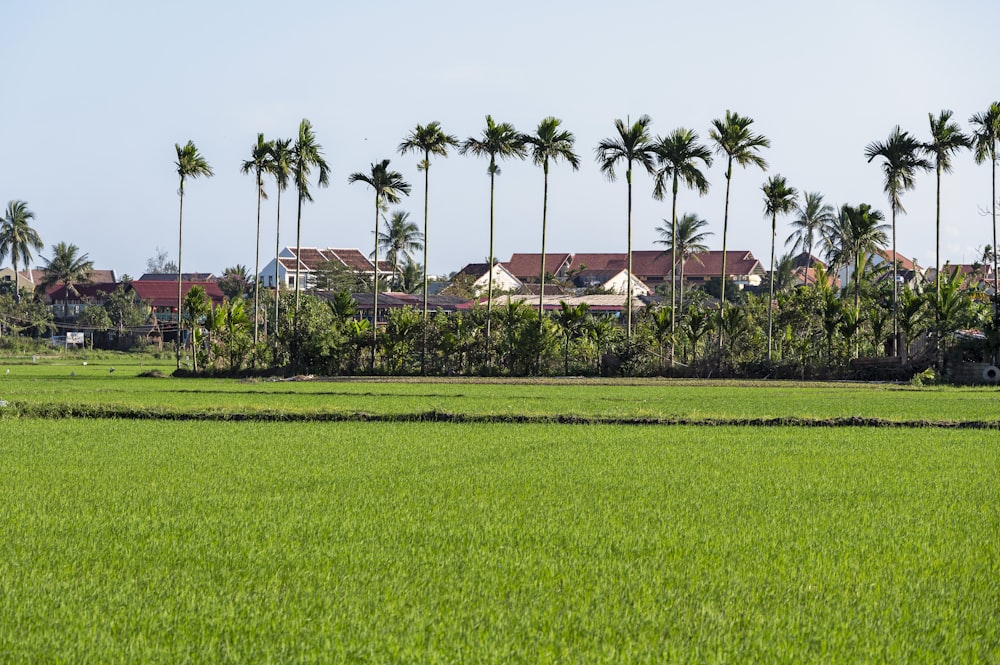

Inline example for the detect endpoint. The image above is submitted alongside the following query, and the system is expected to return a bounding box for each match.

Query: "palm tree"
[348,159,411,373]
[969,102,1000,300]
[0,201,42,303]
[524,117,580,335]
[173,140,214,368]
[651,128,713,354]
[39,242,94,296]
[398,122,459,323]
[656,212,712,313]
[268,137,292,349]
[240,133,274,349]
[594,115,657,337]
[924,111,970,299]
[762,175,798,361]
[828,203,889,328]
[460,115,527,369]
[376,210,423,288]
[865,126,932,355]
[709,110,770,350]
[289,119,331,316]
[785,191,835,285]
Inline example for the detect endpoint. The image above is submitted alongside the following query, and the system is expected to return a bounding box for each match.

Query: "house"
[925,262,995,294]
[567,250,764,290]
[47,282,121,322]
[838,249,924,291]
[138,272,215,282]
[258,247,392,291]
[128,280,225,324]
[0,268,37,294]
[598,269,652,297]
[448,263,523,296]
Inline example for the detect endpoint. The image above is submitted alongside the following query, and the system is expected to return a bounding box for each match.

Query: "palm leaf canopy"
[268,138,293,191]
[40,242,94,294]
[460,115,526,175]
[656,213,712,258]
[291,118,331,202]
[348,159,412,205]
[0,200,43,270]
[864,126,932,213]
[925,110,970,174]
[762,174,798,217]
[786,191,835,252]
[398,121,459,170]
[174,140,214,183]
[594,115,656,181]
[969,102,1000,165]
[651,128,713,200]
[709,110,770,172]
[525,117,580,171]
[240,133,274,199]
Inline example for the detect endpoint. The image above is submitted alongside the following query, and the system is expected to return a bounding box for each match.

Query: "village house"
[258,247,394,291]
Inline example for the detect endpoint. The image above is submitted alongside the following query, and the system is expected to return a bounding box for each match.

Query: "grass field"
[1,356,999,662]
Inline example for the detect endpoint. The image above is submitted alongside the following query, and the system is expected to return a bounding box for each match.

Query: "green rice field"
[1,357,999,662]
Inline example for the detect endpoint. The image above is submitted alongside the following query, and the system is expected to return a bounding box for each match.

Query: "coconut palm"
[268,137,292,349]
[39,242,94,296]
[651,128,713,353]
[969,102,1000,300]
[594,115,657,337]
[397,122,459,323]
[460,115,527,369]
[762,175,798,361]
[376,210,423,288]
[924,111,970,298]
[240,133,274,349]
[524,117,580,335]
[785,191,835,285]
[289,119,331,316]
[0,201,42,303]
[348,159,411,373]
[827,203,889,328]
[709,110,770,350]
[173,140,214,368]
[655,212,712,312]
[865,126,932,354]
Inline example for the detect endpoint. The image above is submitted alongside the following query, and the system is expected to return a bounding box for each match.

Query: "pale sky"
[2,0,997,280]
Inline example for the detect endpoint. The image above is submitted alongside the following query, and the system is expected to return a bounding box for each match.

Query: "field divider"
[5,403,1000,429]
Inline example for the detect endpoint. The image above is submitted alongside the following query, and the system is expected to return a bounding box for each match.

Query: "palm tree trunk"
[421,157,430,375]
[176,180,185,370]
[294,193,303,315]
[486,169,496,371]
[538,161,549,347]
[626,165,634,338]
[372,195,380,374]
[253,175,262,358]
[719,160,732,353]
[273,187,282,363]
[854,253,861,359]
[993,157,998,310]
[891,204,898,357]
[670,175,679,367]
[935,164,942,299]
[767,212,776,362]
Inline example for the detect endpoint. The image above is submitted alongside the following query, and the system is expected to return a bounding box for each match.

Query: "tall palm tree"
[397,121,459,327]
[762,175,798,361]
[864,126,931,354]
[924,111,970,299]
[0,201,42,303]
[709,110,770,350]
[594,115,657,337]
[785,191,835,285]
[460,115,527,368]
[969,102,1000,301]
[268,137,292,347]
[655,212,712,312]
[39,242,94,296]
[240,133,274,349]
[289,119,331,317]
[524,117,580,334]
[174,140,214,368]
[348,159,411,373]
[651,128,713,353]
[376,210,423,288]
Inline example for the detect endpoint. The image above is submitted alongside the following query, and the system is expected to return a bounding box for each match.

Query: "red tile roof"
[876,250,915,271]
[503,253,572,280]
[129,281,225,307]
[569,250,761,280]
[283,247,378,273]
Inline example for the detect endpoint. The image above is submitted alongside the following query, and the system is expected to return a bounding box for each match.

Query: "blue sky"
[2,0,997,280]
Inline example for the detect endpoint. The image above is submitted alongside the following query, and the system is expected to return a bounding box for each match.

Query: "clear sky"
[2,0,997,280]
